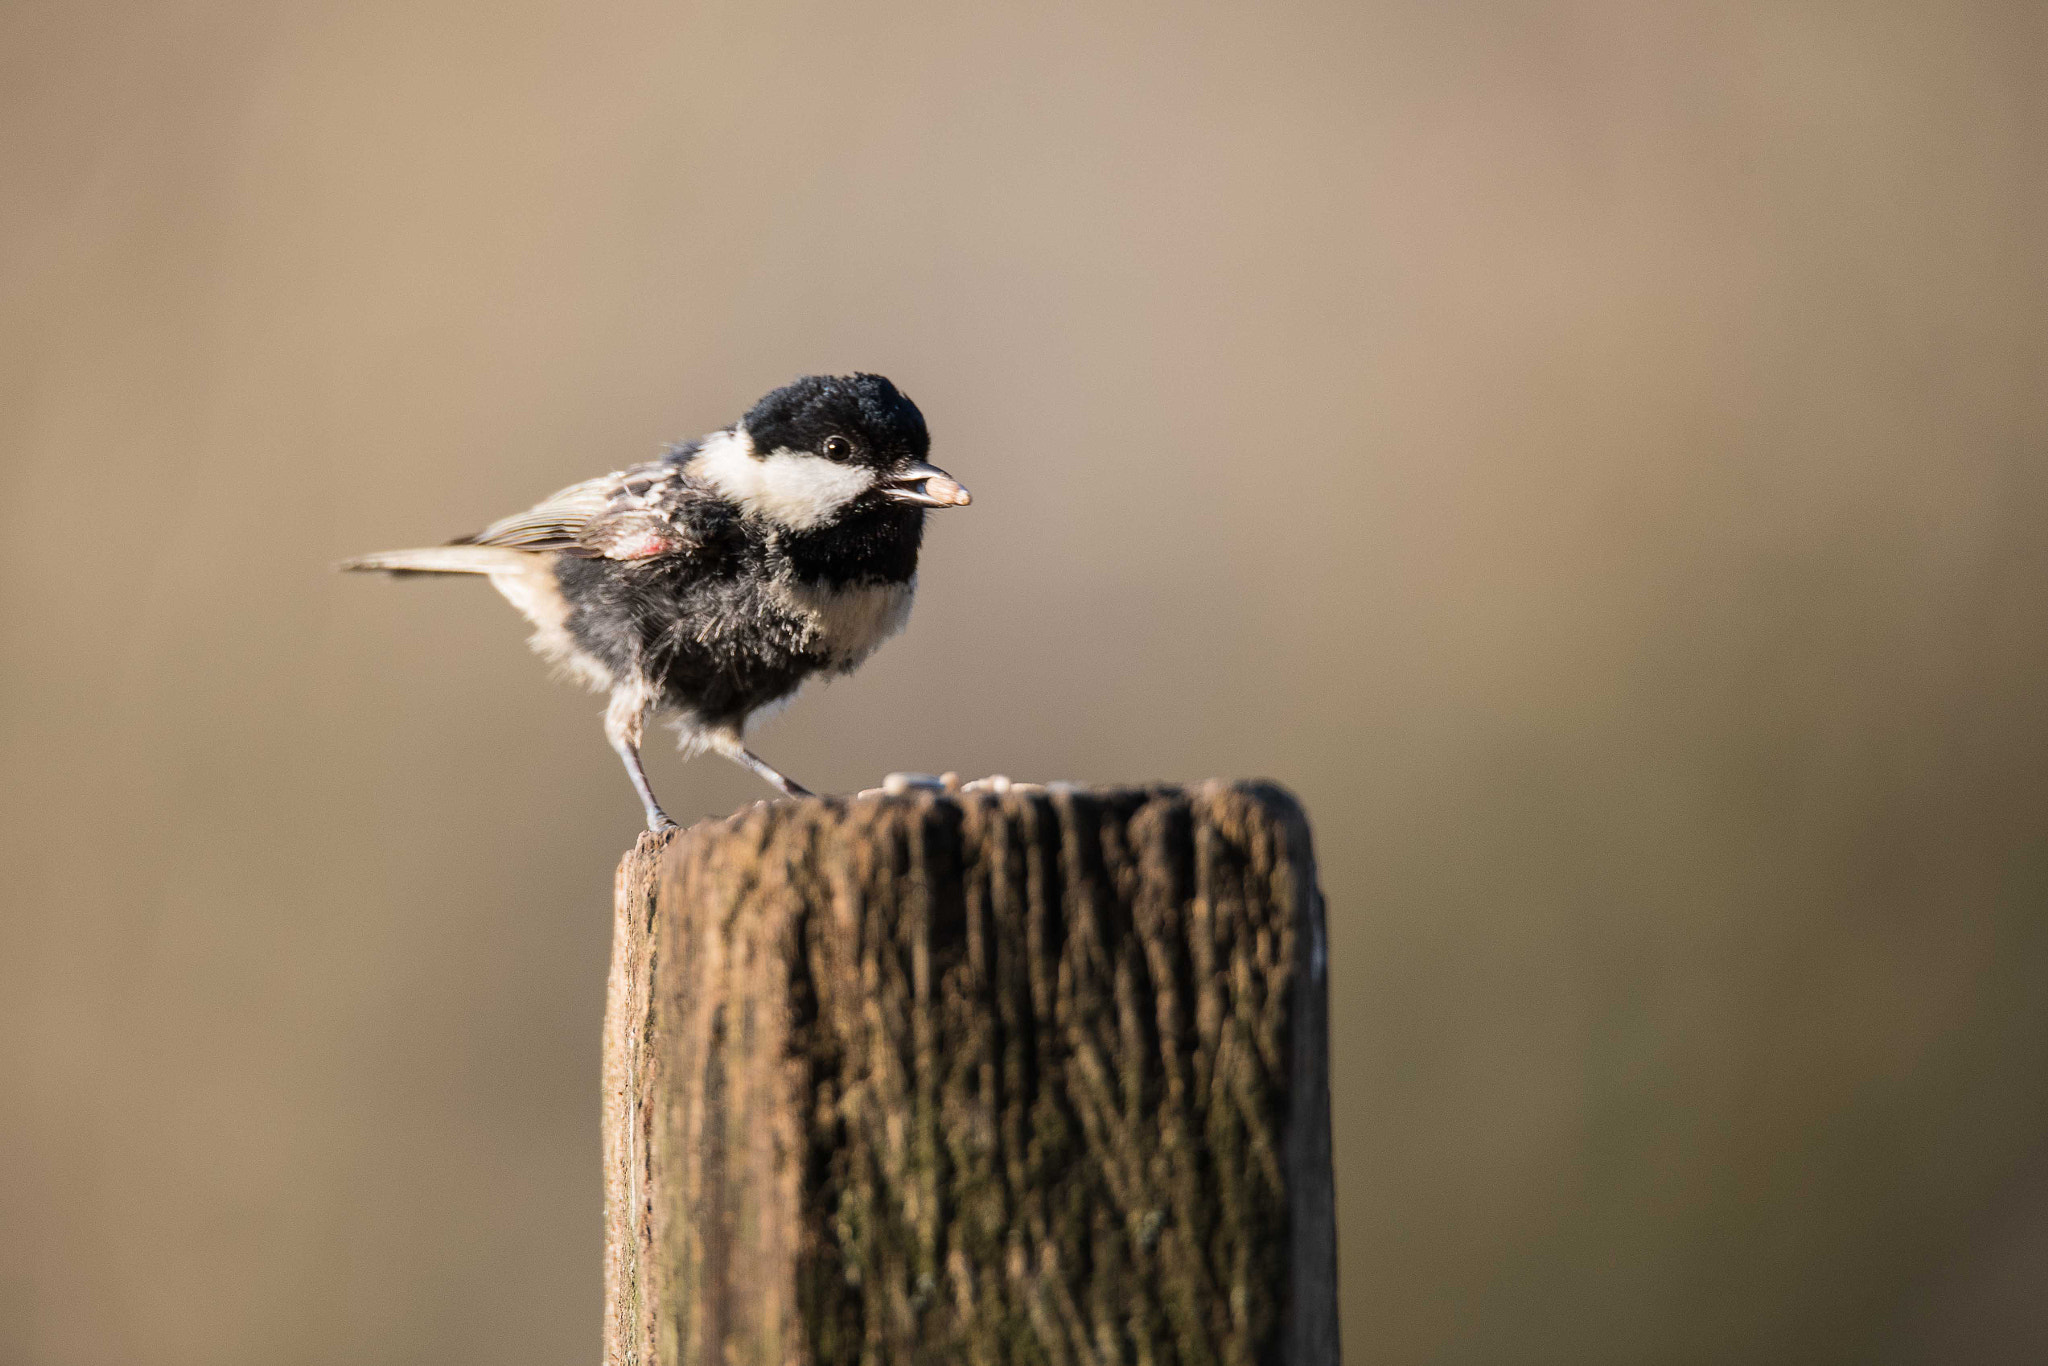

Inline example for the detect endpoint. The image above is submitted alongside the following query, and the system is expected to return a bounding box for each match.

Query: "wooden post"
[602,781,1338,1366]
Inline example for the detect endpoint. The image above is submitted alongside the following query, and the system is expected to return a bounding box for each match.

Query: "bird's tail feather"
[337,546,535,576]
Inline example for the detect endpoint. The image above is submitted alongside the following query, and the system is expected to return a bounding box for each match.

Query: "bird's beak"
[881,461,972,507]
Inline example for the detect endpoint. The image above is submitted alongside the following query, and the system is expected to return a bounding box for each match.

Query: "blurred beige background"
[3,2,2044,1362]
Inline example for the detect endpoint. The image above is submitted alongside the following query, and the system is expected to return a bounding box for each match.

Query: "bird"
[341,373,971,831]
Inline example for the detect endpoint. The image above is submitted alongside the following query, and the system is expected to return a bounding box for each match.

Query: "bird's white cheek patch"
[688,429,875,530]
[754,451,875,528]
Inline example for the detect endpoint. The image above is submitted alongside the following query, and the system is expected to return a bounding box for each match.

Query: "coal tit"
[343,373,971,830]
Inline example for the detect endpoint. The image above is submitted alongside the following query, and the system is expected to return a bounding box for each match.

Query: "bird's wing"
[453,471,625,550]
[453,459,705,561]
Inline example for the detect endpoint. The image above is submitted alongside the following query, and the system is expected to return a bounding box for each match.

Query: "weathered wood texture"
[603,781,1337,1366]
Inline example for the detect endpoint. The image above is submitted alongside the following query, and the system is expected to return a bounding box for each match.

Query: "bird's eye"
[822,435,853,463]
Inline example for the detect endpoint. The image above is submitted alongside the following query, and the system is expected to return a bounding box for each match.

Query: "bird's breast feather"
[771,576,916,668]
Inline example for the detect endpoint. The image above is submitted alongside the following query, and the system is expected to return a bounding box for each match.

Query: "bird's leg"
[614,737,677,831]
[735,747,816,799]
[605,685,676,832]
[703,732,815,799]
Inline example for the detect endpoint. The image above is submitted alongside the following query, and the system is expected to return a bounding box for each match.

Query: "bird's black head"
[689,373,970,532]
[743,373,930,472]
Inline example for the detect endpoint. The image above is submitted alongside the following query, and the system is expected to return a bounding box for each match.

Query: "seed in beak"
[883,464,972,507]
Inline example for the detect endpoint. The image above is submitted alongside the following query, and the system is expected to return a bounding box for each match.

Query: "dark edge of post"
[1246,782,1342,1366]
